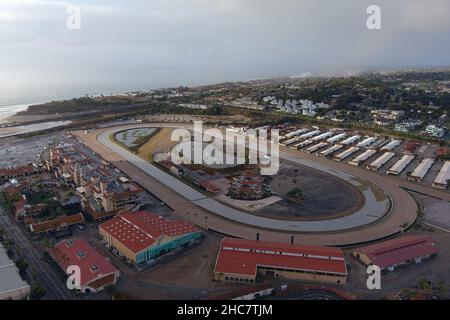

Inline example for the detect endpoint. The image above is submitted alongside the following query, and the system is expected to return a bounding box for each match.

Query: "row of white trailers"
[351,151,450,189]
[281,128,400,151]
[297,134,394,161]
[287,130,400,164]
[279,128,449,189]
[322,144,449,187]
[280,129,345,146]
[360,151,421,176]
[311,145,448,190]
[304,143,410,176]
[282,132,359,147]
[304,143,360,161]
[297,137,449,188]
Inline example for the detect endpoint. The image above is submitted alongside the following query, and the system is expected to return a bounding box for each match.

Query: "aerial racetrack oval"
[74,123,419,247]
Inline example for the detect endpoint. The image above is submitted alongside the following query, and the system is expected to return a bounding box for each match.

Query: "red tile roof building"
[214,238,348,285]
[29,213,85,235]
[0,164,38,181]
[227,170,271,201]
[99,211,203,265]
[403,141,420,154]
[352,235,438,271]
[437,147,450,158]
[47,239,119,294]
[48,146,144,218]
[199,180,222,194]
[3,185,46,221]
[13,196,27,212]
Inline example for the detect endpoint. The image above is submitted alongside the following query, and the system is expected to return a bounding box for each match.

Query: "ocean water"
[0,103,32,120]
[0,65,265,122]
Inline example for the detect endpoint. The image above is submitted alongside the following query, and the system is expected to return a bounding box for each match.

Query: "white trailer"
[294,140,314,149]
[299,130,321,139]
[366,152,395,171]
[381,140,402,151]
[333,147,360,161]
[326,133,346,144]
[281,137,302,147]
[320,144,343,157]
[386,154,414,176]
[357,137,377,148]
[284,128,309,140]
[433,161,450,189]
[348,149,377,166]
[305,142,329,154]
[340,135,361,146]
[312,132,334,141]
[409,158,435,182]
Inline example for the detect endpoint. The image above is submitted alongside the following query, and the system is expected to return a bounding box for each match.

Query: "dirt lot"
[261,163,363,220]
[142,233,221,290]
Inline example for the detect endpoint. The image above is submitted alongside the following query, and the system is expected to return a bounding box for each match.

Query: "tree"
[16,257,29,279]
[419,278,432,291]
[437,281,448,298]
[105,285,118,298]
[286,188,304,203]
[30,286,47,300]
[6,248,14,258]
[4,192,21,211]
[41,237,53,249]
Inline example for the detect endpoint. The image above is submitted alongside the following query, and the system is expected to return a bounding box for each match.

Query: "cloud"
[401,0,450,32]
[0,0,449,102]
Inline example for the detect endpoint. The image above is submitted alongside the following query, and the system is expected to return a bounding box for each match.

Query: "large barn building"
[352,235,438,272]
[47,239,119,294]
[214,238,348,285]
[99,211,202,265]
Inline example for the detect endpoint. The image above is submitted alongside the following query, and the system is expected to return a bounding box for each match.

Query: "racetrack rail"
[73,123,425,246]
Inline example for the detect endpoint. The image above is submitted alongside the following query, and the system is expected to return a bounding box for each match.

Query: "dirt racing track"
[72,123,449,247]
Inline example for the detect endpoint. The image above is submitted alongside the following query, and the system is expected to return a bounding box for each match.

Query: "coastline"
[0,113,65,125]
[0,100,74,137]
[0,103,30,123]
[0,101,51,125]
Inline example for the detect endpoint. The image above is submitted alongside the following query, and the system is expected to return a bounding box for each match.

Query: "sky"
[1,0,450,104]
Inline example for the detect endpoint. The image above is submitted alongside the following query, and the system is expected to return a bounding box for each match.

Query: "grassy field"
[136,127,174,161]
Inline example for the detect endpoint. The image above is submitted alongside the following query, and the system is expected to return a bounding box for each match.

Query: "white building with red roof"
[214,238,348,285]
[99,211,203,265]
[47,239,119,294]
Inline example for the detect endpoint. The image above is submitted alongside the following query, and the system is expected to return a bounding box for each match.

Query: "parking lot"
[0,133,72,168]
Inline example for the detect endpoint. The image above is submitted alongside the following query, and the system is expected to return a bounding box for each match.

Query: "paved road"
[73,124,425,246]
[0,205,72,300]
